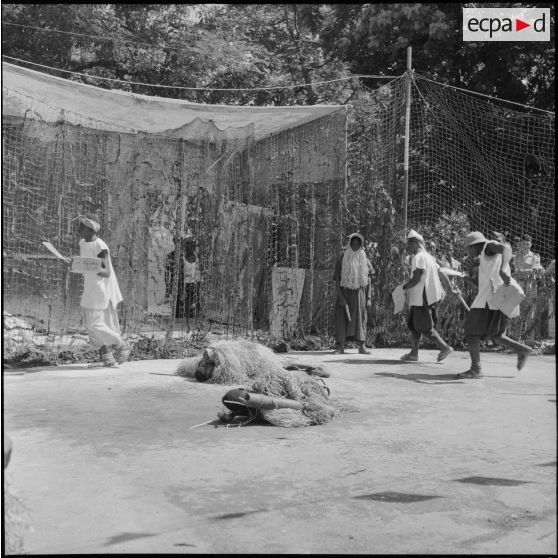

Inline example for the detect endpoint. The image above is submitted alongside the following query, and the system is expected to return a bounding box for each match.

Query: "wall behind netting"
[2,89,347,348]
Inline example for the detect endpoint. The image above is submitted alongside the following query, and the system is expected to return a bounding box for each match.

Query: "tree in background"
[1,3,554,346]
[1,4,352,105]
[320,3,555,110]
[2,3,554,108]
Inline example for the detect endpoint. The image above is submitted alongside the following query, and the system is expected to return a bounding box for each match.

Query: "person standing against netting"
[426,240,442,266]
[165,235,201,319]
[181,236,201,319]
[73,214,130,367]
[490,231,515,274]
[514,233,545,339]
[453,232,531,379]
[332,233,372,355]
[439,243,461,274]
[400,230,455,363]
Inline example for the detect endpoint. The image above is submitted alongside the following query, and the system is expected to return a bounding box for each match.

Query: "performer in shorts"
[401,229,455,363]
[453,231,531,379]
[74,213,130,367]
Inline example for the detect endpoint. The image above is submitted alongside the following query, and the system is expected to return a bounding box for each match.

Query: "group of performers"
[72,212,533,375]
[334,230,532,379]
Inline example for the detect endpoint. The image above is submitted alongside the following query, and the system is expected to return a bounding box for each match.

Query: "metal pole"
[403,46,412,234]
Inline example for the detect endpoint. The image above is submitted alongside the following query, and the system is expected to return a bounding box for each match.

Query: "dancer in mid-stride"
[401,229,454,363]
[453,231,531,379]
[74,213,130,367]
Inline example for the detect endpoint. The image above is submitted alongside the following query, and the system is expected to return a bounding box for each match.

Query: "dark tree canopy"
[2,3,554,109]
[319,3,555,110]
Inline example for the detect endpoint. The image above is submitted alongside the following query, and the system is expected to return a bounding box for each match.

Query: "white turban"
[407,229,424,244]
[78,215,100,233]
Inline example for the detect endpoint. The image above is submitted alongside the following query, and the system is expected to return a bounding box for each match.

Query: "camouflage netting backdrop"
[2,63,555,361]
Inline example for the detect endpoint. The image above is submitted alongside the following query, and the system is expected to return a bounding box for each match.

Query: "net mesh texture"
[2,84,347,355]
[2,70,555,359]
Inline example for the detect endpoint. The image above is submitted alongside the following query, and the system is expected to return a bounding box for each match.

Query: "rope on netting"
[414,72,555,116]
[2,56,397,92]
[3,55,553,354]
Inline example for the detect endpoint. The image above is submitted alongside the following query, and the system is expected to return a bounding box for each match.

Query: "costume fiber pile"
[176,340,351,427]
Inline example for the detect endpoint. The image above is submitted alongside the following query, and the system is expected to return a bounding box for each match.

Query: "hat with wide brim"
[464,231,489,247]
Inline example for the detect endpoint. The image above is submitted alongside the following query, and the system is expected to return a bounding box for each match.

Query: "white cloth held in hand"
[488,277,525,318]
[392,284,406,314]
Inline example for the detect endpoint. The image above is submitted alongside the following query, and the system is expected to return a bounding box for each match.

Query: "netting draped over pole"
[408,73,555,260]
[405,73,555,343]
[402,46,412,235]
[2,59,555,357]
[2,62,348,355]
[346,70,554,347]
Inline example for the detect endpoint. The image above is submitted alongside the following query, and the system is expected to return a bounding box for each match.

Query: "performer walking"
[400,229,454,363]
[454,231,531,379]
[73,213,130,367]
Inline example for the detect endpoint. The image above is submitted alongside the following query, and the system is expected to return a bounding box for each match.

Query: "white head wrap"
[407,229,424,244]
[78,215,100,233]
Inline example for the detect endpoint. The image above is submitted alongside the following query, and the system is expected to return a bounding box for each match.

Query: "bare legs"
[402,330,452,362]
[457,333,531,379]
[493,334,532,371]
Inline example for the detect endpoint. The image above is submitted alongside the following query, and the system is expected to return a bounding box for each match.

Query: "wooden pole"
[403,46,412,235]
[170,139,185,335]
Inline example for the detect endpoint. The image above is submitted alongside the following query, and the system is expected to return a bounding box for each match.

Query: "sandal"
[400,353,418,362]
[437,346,454,362]
[116,343,131,364]
[454,369,482,379]
[89,352,118,368]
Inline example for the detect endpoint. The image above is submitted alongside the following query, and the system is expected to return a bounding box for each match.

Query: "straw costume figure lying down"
[176,340,352,427]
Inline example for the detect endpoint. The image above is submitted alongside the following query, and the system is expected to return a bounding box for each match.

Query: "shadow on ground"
[374,372,463,384]
[4,365,95,374]
[323,358,423,366]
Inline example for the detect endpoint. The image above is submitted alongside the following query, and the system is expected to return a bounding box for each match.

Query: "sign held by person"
[70,256,103,274]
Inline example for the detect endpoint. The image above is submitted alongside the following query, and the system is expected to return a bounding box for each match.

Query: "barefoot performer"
[400,229,455,363]
[73,213,130,367]
[454,231,531,379]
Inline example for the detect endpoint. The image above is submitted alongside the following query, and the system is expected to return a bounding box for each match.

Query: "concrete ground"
[3,347,556,555]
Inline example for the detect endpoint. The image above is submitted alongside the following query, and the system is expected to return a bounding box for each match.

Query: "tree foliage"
[4,3,552,109]
[320,3,555,110]
[2,4,554,347]
[1,3,352,105]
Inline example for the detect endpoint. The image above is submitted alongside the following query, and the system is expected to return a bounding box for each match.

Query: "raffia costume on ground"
[176,340,354,427]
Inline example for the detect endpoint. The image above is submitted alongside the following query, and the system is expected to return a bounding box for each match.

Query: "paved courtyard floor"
[3,347,556,554]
